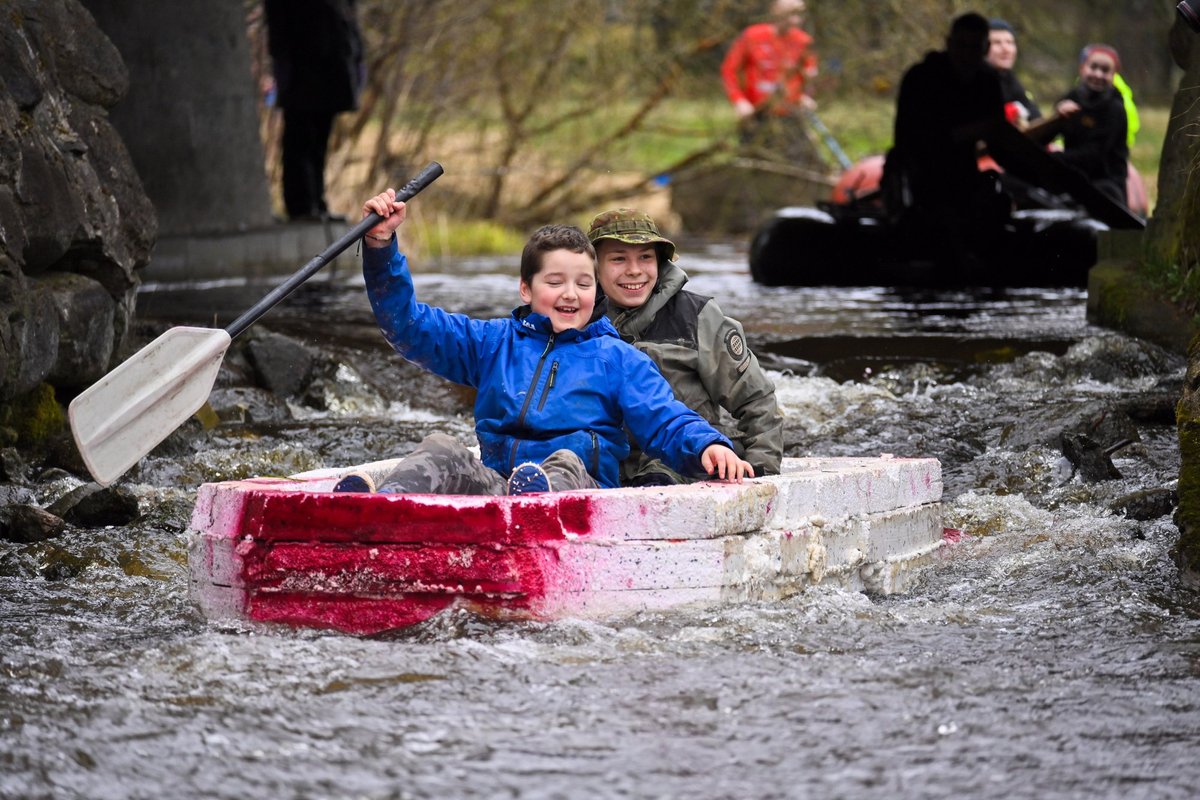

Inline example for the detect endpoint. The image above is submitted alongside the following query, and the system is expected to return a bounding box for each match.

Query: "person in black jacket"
[883,12,1009,273]
[263,0,364,222]
[987,19,1042,129]
[1052,44,1128,205]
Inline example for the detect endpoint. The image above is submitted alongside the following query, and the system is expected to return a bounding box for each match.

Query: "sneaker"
[507,462,552,495]
[333,471,376,493]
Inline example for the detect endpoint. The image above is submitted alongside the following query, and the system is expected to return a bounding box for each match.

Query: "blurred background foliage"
[248,0,1181,251]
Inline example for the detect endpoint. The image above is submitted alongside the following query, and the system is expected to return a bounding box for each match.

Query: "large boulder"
[1142,16,1200,583]
[1178,333,1200,586]
[0,0,155,402]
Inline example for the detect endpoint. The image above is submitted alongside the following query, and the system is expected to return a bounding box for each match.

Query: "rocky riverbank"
[1088,254,1199,584]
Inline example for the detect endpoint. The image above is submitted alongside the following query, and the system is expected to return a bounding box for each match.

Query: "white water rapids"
[2,243,1197,799]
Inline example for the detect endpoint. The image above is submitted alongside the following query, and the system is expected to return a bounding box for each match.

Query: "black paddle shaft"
[225,162,444,339]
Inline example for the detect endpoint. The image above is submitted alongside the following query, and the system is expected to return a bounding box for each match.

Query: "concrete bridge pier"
[82,0,345,285]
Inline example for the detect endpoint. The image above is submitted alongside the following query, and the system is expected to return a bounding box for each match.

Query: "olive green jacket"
[607,261,783,482]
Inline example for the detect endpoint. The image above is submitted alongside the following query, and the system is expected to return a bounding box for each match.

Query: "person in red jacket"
[720,0,819,159]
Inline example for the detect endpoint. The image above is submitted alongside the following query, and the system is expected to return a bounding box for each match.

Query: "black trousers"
[280,108,336,219]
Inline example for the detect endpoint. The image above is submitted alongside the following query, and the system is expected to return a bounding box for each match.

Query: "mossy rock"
[0,383,67,449]
[1176,332,1200,583]
[1087,261,1200,355]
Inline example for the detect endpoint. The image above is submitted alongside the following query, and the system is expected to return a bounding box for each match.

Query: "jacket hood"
[511,304,620,342]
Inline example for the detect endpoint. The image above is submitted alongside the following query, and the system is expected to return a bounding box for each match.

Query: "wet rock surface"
[1177,333,1200,583]
[1110,486,1180,522]
[0,504,65,543]
[246,331,316,398]
[0,1,154,402]
[46,483,139,527]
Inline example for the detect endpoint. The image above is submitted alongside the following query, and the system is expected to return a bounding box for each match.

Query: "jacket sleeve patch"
[724,329,749,369]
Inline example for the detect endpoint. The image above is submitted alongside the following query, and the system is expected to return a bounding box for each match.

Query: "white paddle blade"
[69,326,233,486]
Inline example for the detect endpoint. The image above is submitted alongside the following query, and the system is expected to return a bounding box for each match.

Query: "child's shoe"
[333,471,376,493]
[507,462,552,495]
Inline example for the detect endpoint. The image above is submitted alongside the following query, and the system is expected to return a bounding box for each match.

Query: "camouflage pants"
[377,433,600,495]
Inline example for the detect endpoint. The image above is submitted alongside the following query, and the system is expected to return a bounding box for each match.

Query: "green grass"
[408,215,527,260]
[510,95,897,175]
[610,98,740,172]
[805,96,896,162]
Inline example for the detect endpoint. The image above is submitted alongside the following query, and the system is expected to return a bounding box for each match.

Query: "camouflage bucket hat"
[587,208,677,262]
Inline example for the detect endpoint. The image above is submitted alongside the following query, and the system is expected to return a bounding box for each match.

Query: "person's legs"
[280,109,335,219]
[376,433,507,495]
[281,108,315,218]
[538,449,601,492]
[623,456,684,487]
[309,111,335,216]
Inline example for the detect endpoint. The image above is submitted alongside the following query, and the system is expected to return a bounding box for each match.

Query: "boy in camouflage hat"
[587,209,783,486]
[334,189,754,496]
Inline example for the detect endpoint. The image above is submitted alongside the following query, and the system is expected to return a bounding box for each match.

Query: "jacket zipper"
[536,362,558,411]
[510,334,555,470]
[590,431,599,477]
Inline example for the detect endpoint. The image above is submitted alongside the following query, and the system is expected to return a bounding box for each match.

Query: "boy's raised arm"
[357,189,488,388]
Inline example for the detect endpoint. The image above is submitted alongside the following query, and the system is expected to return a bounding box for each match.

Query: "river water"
[3,243,1199,799]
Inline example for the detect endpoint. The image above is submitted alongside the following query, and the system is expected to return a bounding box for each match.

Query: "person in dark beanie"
[987,18,1042,129]
[263,0,364,222]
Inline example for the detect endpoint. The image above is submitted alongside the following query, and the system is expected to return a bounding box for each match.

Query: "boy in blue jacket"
[336,188,754,495]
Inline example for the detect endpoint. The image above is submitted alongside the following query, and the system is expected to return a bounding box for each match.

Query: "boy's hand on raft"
[701,445,755,483]
[362,189,407,247]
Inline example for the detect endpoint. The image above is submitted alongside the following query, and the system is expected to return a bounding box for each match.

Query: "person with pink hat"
[1051,44,1129,205]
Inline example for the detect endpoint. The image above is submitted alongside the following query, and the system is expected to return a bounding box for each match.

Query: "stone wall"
[1181,338,1200,584]
[0,0,155,399]
[1146,17,1200,584]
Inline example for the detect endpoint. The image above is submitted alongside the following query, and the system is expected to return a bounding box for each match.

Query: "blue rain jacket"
[363,242,733,488]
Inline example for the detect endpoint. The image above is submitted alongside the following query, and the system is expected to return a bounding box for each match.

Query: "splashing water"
[3,244,1198,799]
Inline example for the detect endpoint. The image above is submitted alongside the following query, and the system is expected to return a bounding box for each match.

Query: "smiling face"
[519,248,597,332]
[1080,51,1116,92]
[987,30,1017,71]
[596,241,659,310]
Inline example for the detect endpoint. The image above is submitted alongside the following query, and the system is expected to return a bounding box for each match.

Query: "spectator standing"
[263,0,364,222]
[720,0,819,160]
